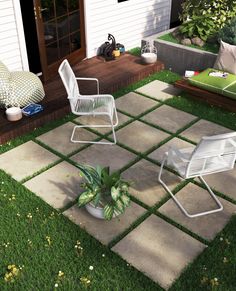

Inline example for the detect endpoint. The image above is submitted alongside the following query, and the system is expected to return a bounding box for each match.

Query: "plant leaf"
[78,191,96,207]
[120,194,131,207]
[115,198,125,213]
[103,204,114,220]
[111,186,121,201]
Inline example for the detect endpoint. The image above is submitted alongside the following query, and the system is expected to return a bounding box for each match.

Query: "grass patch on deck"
[158,33,219,54]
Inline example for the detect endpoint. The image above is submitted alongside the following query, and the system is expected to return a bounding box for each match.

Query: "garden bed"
[142,28,218,75]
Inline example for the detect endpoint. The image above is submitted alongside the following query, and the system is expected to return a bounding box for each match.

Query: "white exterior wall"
[84,0,172,58]
[0,0,28,71]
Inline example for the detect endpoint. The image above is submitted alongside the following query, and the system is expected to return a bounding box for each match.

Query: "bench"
[174,69,236,113]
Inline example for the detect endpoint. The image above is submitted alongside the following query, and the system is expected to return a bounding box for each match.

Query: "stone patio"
[1,79,236,290]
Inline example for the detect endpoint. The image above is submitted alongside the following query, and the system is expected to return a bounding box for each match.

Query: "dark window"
[118,0,128,2]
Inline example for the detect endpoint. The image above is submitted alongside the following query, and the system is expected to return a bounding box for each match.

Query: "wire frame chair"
[58,59,118,144]
[158,132,236,218]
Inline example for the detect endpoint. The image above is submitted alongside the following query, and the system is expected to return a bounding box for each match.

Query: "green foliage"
[179,0,236,41]
[218,17,236,45]
[76,164,131,220]
[179,15,215,41]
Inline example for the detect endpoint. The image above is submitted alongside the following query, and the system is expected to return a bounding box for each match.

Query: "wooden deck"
[0,54,164,144]
[175,79,236,113]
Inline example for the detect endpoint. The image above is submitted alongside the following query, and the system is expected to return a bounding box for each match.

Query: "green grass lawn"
[158,33,219,54]
[0,70,236,290]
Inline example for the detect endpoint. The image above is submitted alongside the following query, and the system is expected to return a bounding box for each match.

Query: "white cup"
[6,107,22,121]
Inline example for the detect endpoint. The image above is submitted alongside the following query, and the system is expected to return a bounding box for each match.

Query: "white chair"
[58,59,118,144]
[158,132,236,218]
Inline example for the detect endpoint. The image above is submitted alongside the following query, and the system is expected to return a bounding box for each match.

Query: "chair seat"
[168,146,233,178]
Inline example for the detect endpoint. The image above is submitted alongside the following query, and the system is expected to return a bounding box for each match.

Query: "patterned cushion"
[0,61,11,107]
[0,61,45,108]
[10,72,45,107]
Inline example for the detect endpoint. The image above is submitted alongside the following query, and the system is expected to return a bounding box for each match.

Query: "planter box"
[142,28,218,75]
[154,39,217,75]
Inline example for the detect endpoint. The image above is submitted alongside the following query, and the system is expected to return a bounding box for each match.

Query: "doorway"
[170,0,184,28]
[21,0,86,81]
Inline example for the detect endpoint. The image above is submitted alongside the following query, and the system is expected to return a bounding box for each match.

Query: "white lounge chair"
[58,59,118,144]
[158,132,236,218]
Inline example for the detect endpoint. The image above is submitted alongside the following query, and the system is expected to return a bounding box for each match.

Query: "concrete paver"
[148,137,194,163]
[115,92,158,116]
[0,141,59,181]
[74,112,131,134]
[36,122,99,155]
[112,215,206,290]
[23,161,82,209]
[181,119,232,143]
[204,168,236,202]
[122,159,181,206]
[63,201,146,245]
[70,141,137,173]
[142,105,196,133]
[113,120,170,153]
[136,80,181,101]
[159,183,236,240]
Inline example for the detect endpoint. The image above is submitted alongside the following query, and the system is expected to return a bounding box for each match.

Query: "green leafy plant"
[179,14,215,41]
[179,0,236,41]
[218,17,236,45]
[76,164,131,220]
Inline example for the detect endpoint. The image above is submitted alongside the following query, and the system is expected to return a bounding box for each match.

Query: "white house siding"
[0,0,28,71]
[84,0,172,58]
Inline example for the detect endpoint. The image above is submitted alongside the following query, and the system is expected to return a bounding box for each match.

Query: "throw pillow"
[214,40,236,74]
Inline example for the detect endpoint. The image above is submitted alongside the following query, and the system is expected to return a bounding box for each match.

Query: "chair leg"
[71,114,117,144]
[158,156,223,218]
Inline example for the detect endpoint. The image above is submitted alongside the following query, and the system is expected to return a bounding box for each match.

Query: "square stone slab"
[74,112,131,135]
[148,137,194,163]
[181,119,232,143]
[23,161,82,209]
[63,201,146,245]
[0,141,59,181]
[141,105,196,133]
[122,159,181,206]
[112,215,206,290]
[204,168,236,201]
[115,92,158,116]
[113,120,170,153]
[36,122,99,155]
[70,142,137,173]
[136,80,181,101]
[159,183,236,240]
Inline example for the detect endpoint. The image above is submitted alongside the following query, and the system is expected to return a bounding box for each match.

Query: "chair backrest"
[58,59,79,110]
[186,132,236,178]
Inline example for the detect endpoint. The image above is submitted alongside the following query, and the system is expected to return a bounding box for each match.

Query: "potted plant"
[76,163,131,220]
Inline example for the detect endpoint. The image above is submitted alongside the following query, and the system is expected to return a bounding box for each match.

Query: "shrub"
[179,0,236,41]
[218,17,236,45]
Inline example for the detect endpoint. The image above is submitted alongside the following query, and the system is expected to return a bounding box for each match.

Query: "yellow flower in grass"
[45,236,52,246]
[58,270,64,278]
[4,264,21,283]
[80,276,91,286]
[223,257,229,263]
[27,213,32,220]
[75,240,83,256]
[210,277,219,286]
